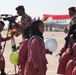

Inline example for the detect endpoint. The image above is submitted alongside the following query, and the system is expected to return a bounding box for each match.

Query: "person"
[57,24,76,75]
[17,25,31,75]
[24,20,52,75]
[0,21,13,75]
[64,6,76,33]
[58,24,76,56]
[15,5,32,40]
[64,29,76,75]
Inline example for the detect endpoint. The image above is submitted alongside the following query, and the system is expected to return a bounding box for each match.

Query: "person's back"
[17,25,31,75]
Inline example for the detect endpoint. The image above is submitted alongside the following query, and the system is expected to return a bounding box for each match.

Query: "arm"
[1,36,12,42]
[45,49,52,55]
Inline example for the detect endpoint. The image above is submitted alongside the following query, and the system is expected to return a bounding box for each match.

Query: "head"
[31,20,44,39]
[0,21,5,32]
[15,5,25,16]
[68,7,76,17]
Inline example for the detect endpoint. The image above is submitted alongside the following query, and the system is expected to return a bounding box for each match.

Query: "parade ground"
[2,31,67,75]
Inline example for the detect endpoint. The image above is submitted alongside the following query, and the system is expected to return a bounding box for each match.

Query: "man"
[15,5,32,40]
[64,6,76,33]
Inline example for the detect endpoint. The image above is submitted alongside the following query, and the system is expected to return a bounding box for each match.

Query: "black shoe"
[1,73,6,75]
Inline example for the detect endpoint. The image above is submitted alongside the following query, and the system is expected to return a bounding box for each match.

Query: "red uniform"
[57,48,73,74]
[65,43,76,75]
[18,39,28,75]
[57,35,73,74]
[60,35,73,54]
[24,37,48,75]
[0,33,12,70]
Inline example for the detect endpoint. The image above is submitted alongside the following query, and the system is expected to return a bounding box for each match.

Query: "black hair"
[16,5,25,11]
[31,20,44,39]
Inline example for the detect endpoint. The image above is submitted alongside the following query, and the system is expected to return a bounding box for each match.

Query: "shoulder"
[29,36,43,44]
[24,13,31,18]
[31,37,41,43]
[21,39,29,44]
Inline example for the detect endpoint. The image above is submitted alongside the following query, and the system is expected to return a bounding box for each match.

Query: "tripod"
[3,20,17,75]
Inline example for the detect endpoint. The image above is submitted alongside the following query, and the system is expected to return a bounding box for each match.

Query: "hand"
[45,49,52,55]
[14,29,21,37]
[64,27,68,33]
[48,51,52,55]
[16,46,20,50]
[15,32,20,37]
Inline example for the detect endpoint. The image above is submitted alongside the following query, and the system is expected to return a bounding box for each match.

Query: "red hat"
[68,7,76,11]
[16,5,25,11]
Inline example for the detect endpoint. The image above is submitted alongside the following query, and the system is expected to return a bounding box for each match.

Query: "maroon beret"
[68,7,76,11]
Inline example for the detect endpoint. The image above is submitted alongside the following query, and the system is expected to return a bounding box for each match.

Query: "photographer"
[15,5,32,41]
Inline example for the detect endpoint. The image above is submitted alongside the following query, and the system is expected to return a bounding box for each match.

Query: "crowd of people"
[57,7,76,75]
[0,5,76,75]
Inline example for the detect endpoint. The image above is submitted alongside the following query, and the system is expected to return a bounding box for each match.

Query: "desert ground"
[1,31,67,75]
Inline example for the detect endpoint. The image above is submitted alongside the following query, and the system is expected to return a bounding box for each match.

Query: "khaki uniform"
[18,13,31,33]
[15,13,32,40]
[64,13,76,33]
[67,13,76,29]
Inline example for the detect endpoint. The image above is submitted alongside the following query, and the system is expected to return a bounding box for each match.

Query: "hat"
[0,21,5,26]
[16,5,25,11]
[68,7,76,11]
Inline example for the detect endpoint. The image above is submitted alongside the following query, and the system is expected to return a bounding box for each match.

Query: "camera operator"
[15,5,32,41]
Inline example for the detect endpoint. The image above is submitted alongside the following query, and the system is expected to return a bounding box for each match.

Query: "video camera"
[1,14,18,29]
[1,14,18,22]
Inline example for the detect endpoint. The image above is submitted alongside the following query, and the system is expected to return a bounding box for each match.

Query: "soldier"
[64,6,76,33]
[15,5,32,40]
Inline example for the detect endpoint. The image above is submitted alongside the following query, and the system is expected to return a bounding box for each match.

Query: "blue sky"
[0,0,76,19]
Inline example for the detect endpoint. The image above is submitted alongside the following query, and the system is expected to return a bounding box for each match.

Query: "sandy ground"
[1,31,67,75]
